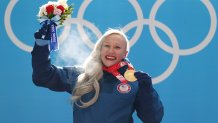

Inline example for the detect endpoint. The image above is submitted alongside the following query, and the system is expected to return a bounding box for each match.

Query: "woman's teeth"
[106,56,116,60]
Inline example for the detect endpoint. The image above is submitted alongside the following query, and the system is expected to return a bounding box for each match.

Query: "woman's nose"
[108,47,115,53]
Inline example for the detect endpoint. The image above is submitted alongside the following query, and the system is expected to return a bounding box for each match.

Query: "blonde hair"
[72,28,130,108]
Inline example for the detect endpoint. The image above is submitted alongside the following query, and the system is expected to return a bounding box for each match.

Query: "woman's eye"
[114,46,121,49]
[103,45,110,48]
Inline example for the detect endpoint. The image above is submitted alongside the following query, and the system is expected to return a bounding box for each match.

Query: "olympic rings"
[4,0,217,83]
[149,0,217,55]
[76,0,144,49]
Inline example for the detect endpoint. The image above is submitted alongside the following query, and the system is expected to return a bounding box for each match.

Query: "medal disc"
[117,83,131,93]
[124,70,137,82]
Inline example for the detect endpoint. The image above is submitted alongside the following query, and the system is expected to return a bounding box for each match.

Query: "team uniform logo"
[117,83,131,93]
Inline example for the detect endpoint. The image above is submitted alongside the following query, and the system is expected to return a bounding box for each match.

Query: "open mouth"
[105,55,117,60]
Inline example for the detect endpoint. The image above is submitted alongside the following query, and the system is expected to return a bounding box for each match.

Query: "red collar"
[102,61,128,73]
[102,61,134,83]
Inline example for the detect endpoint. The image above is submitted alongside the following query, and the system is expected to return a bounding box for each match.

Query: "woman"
[32,24,164,123]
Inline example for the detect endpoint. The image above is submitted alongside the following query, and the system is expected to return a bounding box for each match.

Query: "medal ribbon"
[102,61,134,83]
[40,15,60,51]
[49,23,58,51]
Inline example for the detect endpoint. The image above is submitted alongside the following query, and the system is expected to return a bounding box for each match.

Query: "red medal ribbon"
[102,61,134,84]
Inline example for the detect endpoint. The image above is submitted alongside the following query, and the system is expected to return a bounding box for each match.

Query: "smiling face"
[100,33,128,67]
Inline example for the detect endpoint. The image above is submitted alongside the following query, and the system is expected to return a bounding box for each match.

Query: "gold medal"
[124,69,137,82]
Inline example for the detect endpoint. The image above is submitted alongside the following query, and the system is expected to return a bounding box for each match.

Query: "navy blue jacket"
[31,44,164,123]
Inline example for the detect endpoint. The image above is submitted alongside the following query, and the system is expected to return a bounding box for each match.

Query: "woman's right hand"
[34,24,51,40]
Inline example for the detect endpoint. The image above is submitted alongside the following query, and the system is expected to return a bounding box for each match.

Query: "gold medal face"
[124,70,137,82]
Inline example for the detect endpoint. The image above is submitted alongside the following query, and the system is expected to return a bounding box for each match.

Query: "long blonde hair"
[72,28,130,108]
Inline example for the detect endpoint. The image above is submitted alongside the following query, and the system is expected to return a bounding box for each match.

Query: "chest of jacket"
[73,72,139,123]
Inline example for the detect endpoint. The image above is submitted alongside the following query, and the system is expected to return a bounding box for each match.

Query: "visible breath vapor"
[54,29,92,66]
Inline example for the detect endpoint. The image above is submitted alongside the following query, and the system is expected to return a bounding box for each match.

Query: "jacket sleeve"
[134,75,164,123]
[31,43,82,94]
